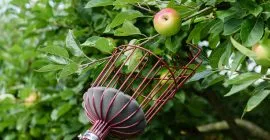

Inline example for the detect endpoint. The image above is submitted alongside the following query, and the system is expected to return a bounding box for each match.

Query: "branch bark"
[197,118,270,140]
[196,90,247,140]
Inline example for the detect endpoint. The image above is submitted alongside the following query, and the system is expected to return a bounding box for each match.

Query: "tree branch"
[132,3,155,14]
[197,118,270,140]
[80,56,111,69]
[196,90,247,140]
[182,7,213,21]
[138,34,159,46]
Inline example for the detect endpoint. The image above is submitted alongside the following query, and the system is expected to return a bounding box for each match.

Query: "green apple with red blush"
[153,8,181,36]
[252,39,270,67]
[231,30,270,68]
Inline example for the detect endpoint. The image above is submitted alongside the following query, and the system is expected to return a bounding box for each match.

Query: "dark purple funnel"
[80,87,146,140]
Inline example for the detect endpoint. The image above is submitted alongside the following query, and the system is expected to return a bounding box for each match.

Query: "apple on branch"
[231,30,270,68]
[252,40,270,67]
[153,8,181,36]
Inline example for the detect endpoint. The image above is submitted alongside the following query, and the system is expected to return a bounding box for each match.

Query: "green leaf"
[261,66,269,74]
[59,63,79,78]
[261,2,270,20]
[216,5,247,21]
[51,103,72,120]
[167,2,196,18]
[225,73,262,85]
[39,46,69,58]
[188,70,213,82]
[165,37,174,53]
[231,51,246,71]
[18,87,32,99]
[216,9,237,22]
[208,34,220,49]
[238,0,263,17]
[66,30,83,57]
[36,64,65,72]
[125,49,143,73]
[223,18,242,35]
[225,80,256,97]
[60,89,74,100]
[201,20,217,39]
[175,91,185,104]
[114,21,141,36]
[218,42,232,69]
[240,19,264,46]
[187,22,207,43]
[209,19,223,35]
[85,0,114,8]
[209,42,227,68]
[165,35,184,53]
[78,110,89,125]
[246,90,270,112]
[81,36,116,54]
[48,55,69,65]
[16,112,31,131]
[230,36,256,58]
[106,10,143,29]
[201,73,225,88]
[95,39,116,54]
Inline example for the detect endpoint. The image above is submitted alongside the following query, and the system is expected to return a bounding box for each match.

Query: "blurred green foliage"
[1,0,270,140]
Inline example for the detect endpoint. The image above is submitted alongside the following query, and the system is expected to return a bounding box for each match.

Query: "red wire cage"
[79,44,202,140]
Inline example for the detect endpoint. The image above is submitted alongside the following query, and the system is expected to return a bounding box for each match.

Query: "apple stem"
[182,7,213,21]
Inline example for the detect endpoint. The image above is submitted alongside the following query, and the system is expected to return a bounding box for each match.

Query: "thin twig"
[262,76,270,80]
[80,56,111,68]
[136,35,156,42]
[132,4,155,14]
[181,16,212,26]
[140,33,148,38]
[138,34,159,46]
[82,52,95,62]
[183,7,213,21]
[145,4,151,11]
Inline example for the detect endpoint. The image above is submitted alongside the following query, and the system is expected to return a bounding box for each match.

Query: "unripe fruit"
[153,8,181,36]
[24,92,39,106]
[252,41,270,67]
[160,70,174,85]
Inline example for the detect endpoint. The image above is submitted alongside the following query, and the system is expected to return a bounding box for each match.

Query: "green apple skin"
[252,40,270,67]
[160,70,174,85]
[153,8,181,36]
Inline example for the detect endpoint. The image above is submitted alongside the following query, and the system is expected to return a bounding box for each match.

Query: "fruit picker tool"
[78,44,202,140]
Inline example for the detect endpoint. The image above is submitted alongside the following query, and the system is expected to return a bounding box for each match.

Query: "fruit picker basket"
[79,43,202,140]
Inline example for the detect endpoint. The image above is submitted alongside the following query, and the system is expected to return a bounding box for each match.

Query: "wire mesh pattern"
[79,44,202,140]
